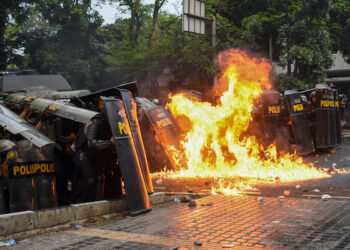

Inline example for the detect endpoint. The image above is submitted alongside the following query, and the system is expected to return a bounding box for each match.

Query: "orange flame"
[160,49,329,195]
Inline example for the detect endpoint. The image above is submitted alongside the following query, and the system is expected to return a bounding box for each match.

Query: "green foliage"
[276,74,310,91]
[16,1,105,89]
[329,0,350,62]
[278,0,333,83]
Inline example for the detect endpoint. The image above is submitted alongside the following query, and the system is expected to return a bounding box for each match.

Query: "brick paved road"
[3,195,350,249]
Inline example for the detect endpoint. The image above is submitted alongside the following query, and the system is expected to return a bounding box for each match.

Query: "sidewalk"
[3,194,350,249]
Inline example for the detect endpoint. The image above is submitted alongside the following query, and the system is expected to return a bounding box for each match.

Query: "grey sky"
[92,0,182,24]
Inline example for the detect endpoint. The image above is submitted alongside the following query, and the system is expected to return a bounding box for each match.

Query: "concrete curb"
[0,192,167,237]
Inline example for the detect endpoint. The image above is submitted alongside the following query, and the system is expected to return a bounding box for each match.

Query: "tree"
[22,0,105,88]
[279,0,333,83]
[148,0,167,48]
[329,0,350,62]
[0,0,36,69]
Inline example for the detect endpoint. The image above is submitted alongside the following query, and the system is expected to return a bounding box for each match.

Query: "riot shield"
[29,98,98,124]
[7,141,37,212]
[0,167,6,214]
[261,89,286,151]
[0,104,55,148]
[34,145,57,209]
[102,97,151,215]
[315,86,331,148]
[329,88,337,147]
[335,90,342,145]
[135,97,182,171]
[118,89,153,194]
[284,90,315,155]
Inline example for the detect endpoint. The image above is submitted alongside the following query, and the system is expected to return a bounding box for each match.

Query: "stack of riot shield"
[303,84,341,149]
[78,83,153,214]
[284,90,315,155]
[0,104,57,213]
[2,82,153,215]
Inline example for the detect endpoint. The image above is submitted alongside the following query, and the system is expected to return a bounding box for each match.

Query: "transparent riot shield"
[261,89,287,151]
[118,89,153,194]
[284,90,315,155]
[335,90,342,145]
[329,88,337,147]
[102,97,151,215]
[34,145,57,209]
[315,86,331,148]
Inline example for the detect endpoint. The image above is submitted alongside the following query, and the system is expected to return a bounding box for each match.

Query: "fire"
[159,49,329,195]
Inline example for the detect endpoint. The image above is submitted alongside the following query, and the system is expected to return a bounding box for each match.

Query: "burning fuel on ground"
[153,49,330,195]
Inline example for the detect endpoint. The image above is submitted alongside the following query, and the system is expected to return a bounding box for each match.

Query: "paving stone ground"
[3,195,350,249]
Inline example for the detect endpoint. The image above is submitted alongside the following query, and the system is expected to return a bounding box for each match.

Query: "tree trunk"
[0,4,8,70]
[148,0,165,48]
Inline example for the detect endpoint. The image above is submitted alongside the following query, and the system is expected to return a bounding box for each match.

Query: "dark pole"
[212,15,217,87]
[286,0,291,75]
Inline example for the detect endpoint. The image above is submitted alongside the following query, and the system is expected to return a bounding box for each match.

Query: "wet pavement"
[4,194,350,249]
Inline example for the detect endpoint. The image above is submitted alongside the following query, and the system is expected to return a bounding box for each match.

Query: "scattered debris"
[283,190,290,196]
[322,194,332,200]
[72,224,81,230]
[0,239,16,247]
[8,239,16,246]
[257,196,264,201]
[201,203,213,206]
[86,217,96,223]
[188,200,197,208]
[174,198,180,203]
[180,196,192,203]
[156,179,163,184]
[194,240,202,246]
[296,184,301,189]
[222,244,235,248]
[314,189,320,193]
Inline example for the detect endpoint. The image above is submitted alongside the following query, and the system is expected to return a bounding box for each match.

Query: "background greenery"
[1,0,350,93]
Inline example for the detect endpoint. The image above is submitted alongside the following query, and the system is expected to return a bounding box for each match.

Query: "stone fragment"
[188,201,197,208]
[194,240,202,246]
[180,196,192,203]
